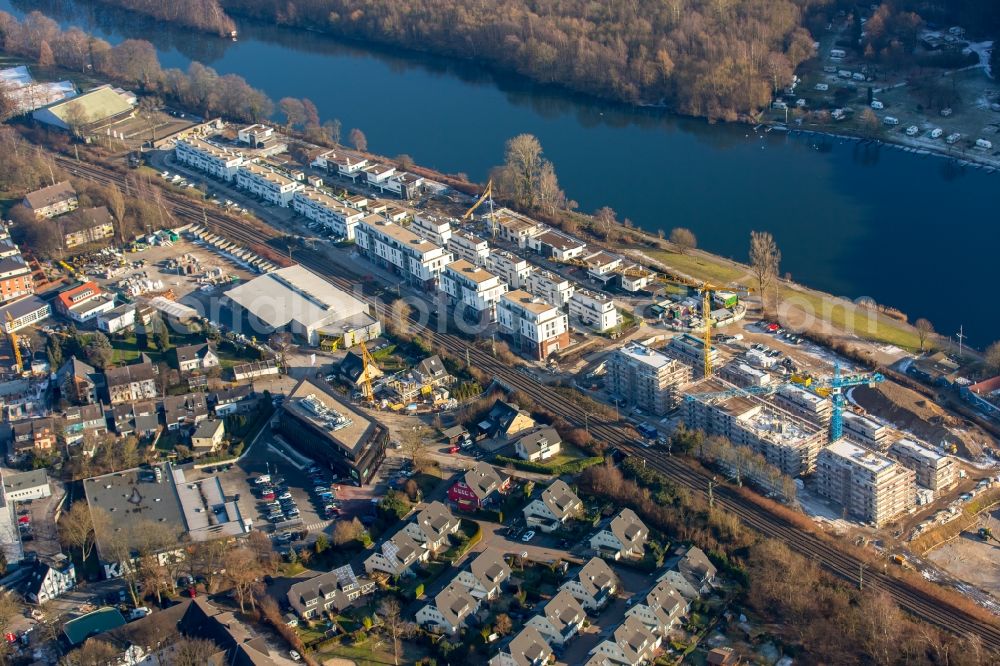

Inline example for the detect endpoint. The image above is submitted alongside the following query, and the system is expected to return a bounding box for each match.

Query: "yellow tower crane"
[462,180,496,233]
[6,313,22,376]
[358,339,378,404]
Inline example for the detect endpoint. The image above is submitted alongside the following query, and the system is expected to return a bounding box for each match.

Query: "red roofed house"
[447,462,512,511]
[55,281,116,323]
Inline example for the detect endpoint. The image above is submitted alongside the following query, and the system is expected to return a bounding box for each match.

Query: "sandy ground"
[926,507,1000,601]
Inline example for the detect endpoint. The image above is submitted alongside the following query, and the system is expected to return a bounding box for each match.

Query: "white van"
[905,125,919,136]
[929,128,943,139]
[975,138,993,150]
[852,72,866,81]
[883,116,899,126]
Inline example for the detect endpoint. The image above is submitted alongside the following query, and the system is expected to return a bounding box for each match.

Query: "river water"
[5,0,998,345]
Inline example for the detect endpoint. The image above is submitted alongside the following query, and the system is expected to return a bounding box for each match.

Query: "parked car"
[521,530,536,542]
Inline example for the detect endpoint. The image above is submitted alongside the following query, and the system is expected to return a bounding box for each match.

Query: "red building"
[447,462,512,510]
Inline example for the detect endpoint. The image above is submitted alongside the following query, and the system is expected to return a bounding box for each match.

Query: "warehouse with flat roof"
[224,264,380,347]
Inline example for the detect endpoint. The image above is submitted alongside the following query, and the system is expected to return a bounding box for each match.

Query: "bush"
[413,583,425,599]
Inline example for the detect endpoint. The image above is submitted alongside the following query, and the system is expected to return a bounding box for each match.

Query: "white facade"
[570,289,619,331]
[448,232,491,266]
[174,138,244,181]
[292,188,366,240]
[498,290,570,360]
[486,250,532,288]
[355,215,453,288]
[365,163,397,185]
[235,162,303,206]
[96,305,136,334]
[411,214,453,246]
[527,270,575,308]
[440,260,508,321]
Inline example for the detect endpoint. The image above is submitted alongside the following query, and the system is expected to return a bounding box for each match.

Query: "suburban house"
[402,501,461,553]
[190,419,225,454]
[61,403,108,446]
[523,479,584,532]
[55,281,116,323]
[389,354,454,403]
[588,615,661,666]
[6,417,58,456]
[173,342,219,373]
[447,462,512,511]
[209,385,258,417]
[22,181,78,218]
[477,399,536,440]
[453,548,511,600]
[656,570,699,601]
[110,401,160,439]
[560,557,618,611]
[363,530,428,577]
[25,554,76,604]
[287,564,375,619]
[514,426,562,462]
[104,360,157,404]
[162,393,209,431]
[677,546,717,593]
[415,579,481,634]
[489,626,553,666]
[707,647,742,665]
[56,357,100,405]
[413,355,450,386]
[525,589,587,647]
[338,351,382,387]
[58,205,115,249]
[590,508,649,560]
[625,579,689,638]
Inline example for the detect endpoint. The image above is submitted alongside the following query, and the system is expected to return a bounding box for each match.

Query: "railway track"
[57,155,1000,648]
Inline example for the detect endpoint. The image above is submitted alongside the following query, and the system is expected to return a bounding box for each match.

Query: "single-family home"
[707,647,741,665]
[363,530,427,577]
[415,579,481,634]
[104,359,157,405]
[209,385,258,417]
[162,393,209,431]
[287,565,375,619]
[338,350,382,388]
[526,589,587,647]
[453,548,511,600]
[6,417,58,455]
[477,399,535,440]
[590,508,648,560]
[588,615,661,666]
[25,554,76,603]
[677,546,717,593]
[489,626,553,666]
[190,419,225,454]
[403,501,461,553]
[173,342,219,373]
[57,357,101,405]
[655,570,699,601]
[110,400,160,440]
[61,403,108,446]
[514,426,561,462]
[447,462,512,510]
[625,579,688,637]
[560,557,618,611]
[523,480,583,532]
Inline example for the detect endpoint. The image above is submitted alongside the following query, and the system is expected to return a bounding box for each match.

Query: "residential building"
[96,303,137,334]
[225,264,380,347]
[477,399,536,440]
[447,462,512,510]
[0,250,34,305]
[291,188,365,240]
[707,647,742,666]
[677,547,717,593]
[279,378,388,485]
[560,557,618,611]
[104,360,157,405]
[32,85,135,133]
[590,508,648,560]
[315,150,370,180]
[618,265,656,292]
[237,123,274,146]
[684,377,825,477]
[453,548,511,600]
[890,437,957,492]
[523,479,584,532]
[588,615,661,666]
[287,564,375,619]
[363,529,428,576]
[57,357,100,405]
[191,419,225,454]
[209,385,258,417]
[55,281,116,323]
[364,162,397,187]
[656,570,699,601]
[58,206,115,249]
[498,290,570,360]
[411,214,453,246]
[110,401,160,439]
[2,469,51,502]
[174,137,244,181]
[0,295,51,333]
[448,231,491,266]
[355,215,453,289]
[486,250,532,288]
[842,411,893,451]
[570,289,619,331]
[235,162,303,206]
[6,417,58,456]
[529,228,587,261]
[337,350,382,389]
[162,393,209,430]
[491,209,543,248]
[772,384,832,425]
[718,362,772,390]
[584,250,623,282]
[526,589,587,647]
[608,342,691,416]
[22,181,78,218]
[489,626,553,666]
[817,439,916,526]
[61,403,108,445]
[440,260,508,322]
[25,554,76,604]
[526,269,575,308]
[514,427,562,462]
[379,171,425,198]
[173,342,219,373]
[403,501,461,553]
[662,333,722,373]
[415,579,481,634]
[625,579,688,638]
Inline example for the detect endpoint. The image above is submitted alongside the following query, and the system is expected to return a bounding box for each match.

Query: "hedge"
[493,455,605,476]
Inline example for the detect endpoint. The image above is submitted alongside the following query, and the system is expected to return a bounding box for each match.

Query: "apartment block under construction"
[816,439,916,526]
[772,383,833,426]
[608,342,692,416]
[889,437,957,492]
[842,411,893,451]
[683,377,825,477]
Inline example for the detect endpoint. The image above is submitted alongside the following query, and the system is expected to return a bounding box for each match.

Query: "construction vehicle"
[5,313,23,376]
[978,527,1000,545]
[462,179,494,227]
[890,554,912,569]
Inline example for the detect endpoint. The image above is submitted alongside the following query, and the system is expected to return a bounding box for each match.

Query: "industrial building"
[889,437,957,492]
[225,264,380,347]
[608,342,691,416]
[684,377,825,477]
[355,215,453,289]
[0,296,51,333]
[569,289,619,332]
[279,378,389,485]
[497,290,570,361]
[174,137,245,181]
[816,439,916,526]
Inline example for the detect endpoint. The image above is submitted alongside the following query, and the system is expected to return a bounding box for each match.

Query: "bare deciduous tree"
[349,128,368,151]
[170,638,220,666]
[749,230,781,314]
[58,501,96,561]
[669,227,697,254]
[914,318,934,351]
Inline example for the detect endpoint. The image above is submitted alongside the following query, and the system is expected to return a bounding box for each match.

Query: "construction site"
[927,508,1000,601]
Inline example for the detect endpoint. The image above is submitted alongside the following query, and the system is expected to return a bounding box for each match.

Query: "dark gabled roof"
[338,351,374,383]
[23,180,77,210]
[209,384,254,405]
[104,360,156,387]
[415,355,447,380]
[174,342,214,365]
[60,206,113,233]
[59,356,97,380]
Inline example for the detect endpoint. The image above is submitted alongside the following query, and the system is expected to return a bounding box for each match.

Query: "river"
[4,0,998,346]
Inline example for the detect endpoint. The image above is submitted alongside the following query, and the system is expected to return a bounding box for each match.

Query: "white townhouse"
[411,214,453,246]
[590,508,648,560]
[526,589,587,647]
[363,530,428,577]
[365,162,396,186]
[527,269,575,308]
[402,501,461,554]
[560,557,618,611]
[415,579,480,634]
[570,289,619,331]
[498,290,570,361]
[174,137,244,181]
[486,249,532,289]
[523,479,584,532]
[235,162,303,206]
[588,615,661,666]
[440,259,509,322]
[292,187,366,240]
[355,215,453,289]
[452,548,511,600]
[625,579,689,638]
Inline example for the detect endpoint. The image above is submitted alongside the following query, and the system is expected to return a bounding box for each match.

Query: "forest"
[86,0,236,36]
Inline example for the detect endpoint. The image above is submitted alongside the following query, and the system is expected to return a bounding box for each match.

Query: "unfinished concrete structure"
[816,439,916,526]
[609,342,692,416]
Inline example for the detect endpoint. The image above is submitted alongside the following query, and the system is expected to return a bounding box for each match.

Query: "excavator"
[978,527,1000,545]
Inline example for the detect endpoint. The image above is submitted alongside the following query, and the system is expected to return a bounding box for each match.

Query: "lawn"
[315,640,429,666]
[107,330,262,368]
